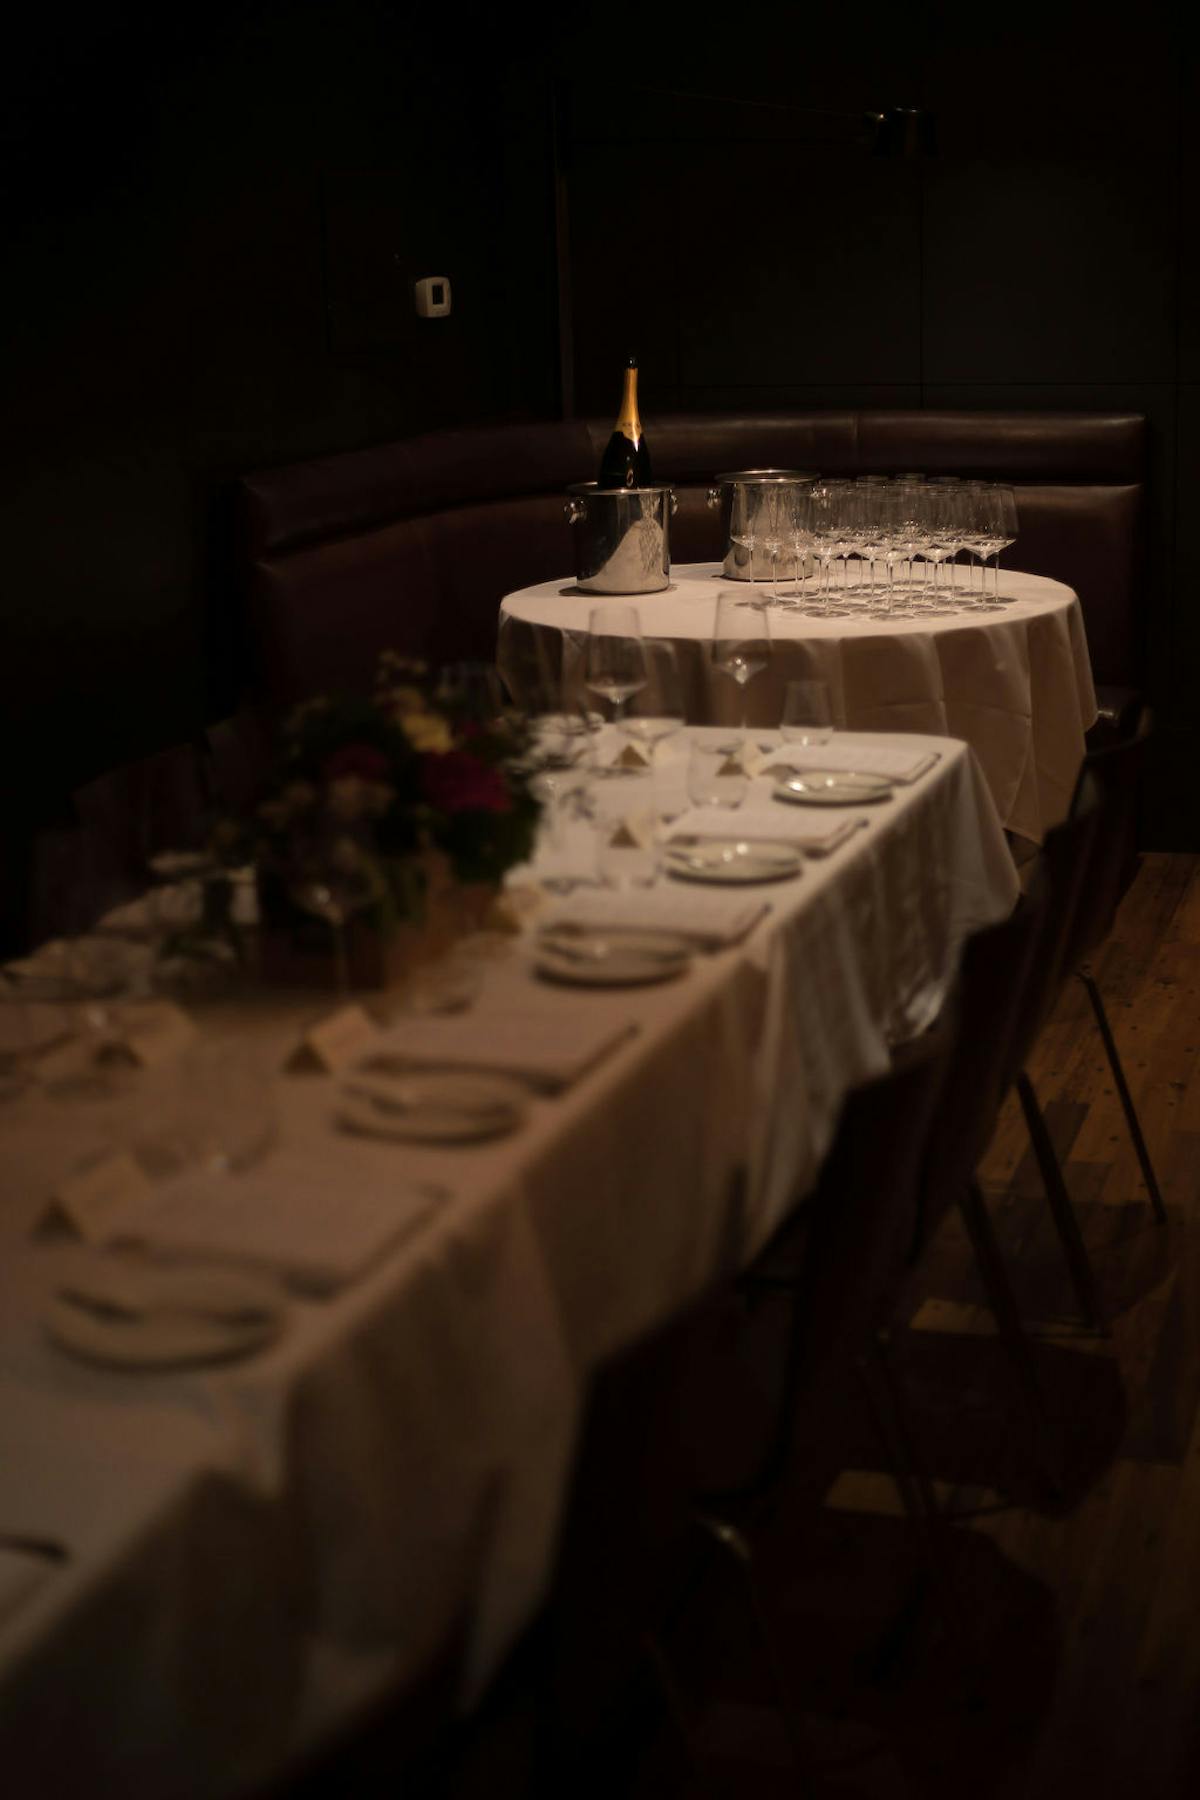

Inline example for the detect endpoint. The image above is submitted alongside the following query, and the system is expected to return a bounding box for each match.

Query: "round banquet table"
[498,563,1098,845]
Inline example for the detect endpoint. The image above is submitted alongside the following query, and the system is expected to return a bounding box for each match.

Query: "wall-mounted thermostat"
[414,276,452,318]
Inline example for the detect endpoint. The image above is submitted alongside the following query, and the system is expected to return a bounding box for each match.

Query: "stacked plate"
[663,838,803,884]
[773,770,893,806]
[534,926,693,987]
[338,1071,530,1143]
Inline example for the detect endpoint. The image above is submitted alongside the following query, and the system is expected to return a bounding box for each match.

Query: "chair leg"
[1077,966,1168,1223]
[691,1513,819,1794]
[1015,1071,1110,1336]
[859,1330,982,1685]
[640,1631,727,1799]
[956,1179,1062,1497]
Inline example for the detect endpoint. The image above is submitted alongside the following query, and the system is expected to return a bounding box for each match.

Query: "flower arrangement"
[237,654,541,950]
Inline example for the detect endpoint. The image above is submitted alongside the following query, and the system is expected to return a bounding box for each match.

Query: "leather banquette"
[234,410,1146,729]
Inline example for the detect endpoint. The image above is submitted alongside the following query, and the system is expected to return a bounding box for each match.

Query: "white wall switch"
[413,276,452,318]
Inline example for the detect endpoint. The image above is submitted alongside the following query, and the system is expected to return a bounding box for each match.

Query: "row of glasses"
[739,479,1019,614]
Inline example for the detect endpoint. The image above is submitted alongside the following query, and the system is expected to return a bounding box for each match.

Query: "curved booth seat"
[232,410,1147,716]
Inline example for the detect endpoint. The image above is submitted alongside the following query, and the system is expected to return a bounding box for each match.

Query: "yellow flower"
[401,710,453,753]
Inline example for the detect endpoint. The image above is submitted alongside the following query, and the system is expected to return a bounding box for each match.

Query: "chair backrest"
[1066,705,1153,963]
[232,409,1146,710]
[914,878,1047,1258]
[1005,775,1102,1077]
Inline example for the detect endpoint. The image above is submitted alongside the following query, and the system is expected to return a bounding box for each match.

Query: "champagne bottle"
[597,357,652,489]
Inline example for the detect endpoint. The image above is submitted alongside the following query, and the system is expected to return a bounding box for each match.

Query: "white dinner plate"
[664,838,804,885]
[773,770,893,807]
[534,928,693,987]
[337,1070,529,1143]
[46,1264,285,1372]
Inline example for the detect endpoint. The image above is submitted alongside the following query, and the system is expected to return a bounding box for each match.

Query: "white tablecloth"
[498,564,1098,844]
[0,733,1018,1795]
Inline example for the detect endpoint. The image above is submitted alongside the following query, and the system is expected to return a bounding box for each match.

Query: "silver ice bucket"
[564,482,676,594]
[706,469,818,581]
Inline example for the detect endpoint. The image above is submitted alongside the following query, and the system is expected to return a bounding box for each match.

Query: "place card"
[48,1151,154,1245]
[287,1003,380,1074]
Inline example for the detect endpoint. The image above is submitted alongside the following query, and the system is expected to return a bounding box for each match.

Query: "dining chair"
[517,1008,961,1795]
[905,875,1068,1488]
[1052,708,1165,1221]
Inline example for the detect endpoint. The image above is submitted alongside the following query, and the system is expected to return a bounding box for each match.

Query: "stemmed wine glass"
[584,604,648,727]
[787,489,815,605]
[972,484,1019,606]
[809,483,848,615]
[286,815,381,1000]
[711,591,771,739]
[618,639,686,761]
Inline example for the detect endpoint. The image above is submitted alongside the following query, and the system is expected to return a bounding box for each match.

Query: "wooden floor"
[632,852,1200,1799]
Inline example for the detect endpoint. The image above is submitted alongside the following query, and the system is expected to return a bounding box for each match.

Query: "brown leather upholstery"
[233,411,1146,711]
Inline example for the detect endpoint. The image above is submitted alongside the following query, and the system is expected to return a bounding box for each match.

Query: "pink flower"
[420,751,512,815]
[324,743,390,783]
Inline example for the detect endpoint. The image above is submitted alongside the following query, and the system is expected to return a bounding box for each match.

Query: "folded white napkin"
[542,888,768,950]
[370,1010,636,1092]
[108,1152,443,1295]
[670,805,865,856]
[764,739,941,782]
[0,1546,54,1629]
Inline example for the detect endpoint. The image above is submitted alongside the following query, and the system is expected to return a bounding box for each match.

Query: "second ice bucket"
[706,469,817,581]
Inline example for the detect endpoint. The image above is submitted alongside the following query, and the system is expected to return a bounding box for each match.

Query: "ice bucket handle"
[564,496,587,525]
[705,487,721,509]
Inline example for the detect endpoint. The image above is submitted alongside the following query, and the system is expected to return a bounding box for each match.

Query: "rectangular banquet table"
[0,731,1019,1797]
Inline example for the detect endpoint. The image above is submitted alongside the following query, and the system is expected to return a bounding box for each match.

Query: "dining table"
[0,726,1020,1797]
[498,563,1098,845]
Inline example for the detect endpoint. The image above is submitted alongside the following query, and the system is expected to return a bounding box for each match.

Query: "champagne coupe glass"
[286,814,380,1001]
[618,640,686,761]
[584,603,648,727]
[711,592,771,739]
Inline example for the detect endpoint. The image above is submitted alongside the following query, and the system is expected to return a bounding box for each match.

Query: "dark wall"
[4,0,1196,858]
[556,0,1196,848]
[3,0,557,814]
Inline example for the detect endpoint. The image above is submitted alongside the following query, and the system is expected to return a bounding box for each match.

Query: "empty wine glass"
[759,486,791,603]
[618,640,686,762]
[780,679,834,747]
[286,816,381,1000]
[787,489,816,604]
[687,742,748,809]
[809,484,847,615]
[975,484,1019,606]
[584,604,648,727]
[529,711,595,848]
[711,592,771,738]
